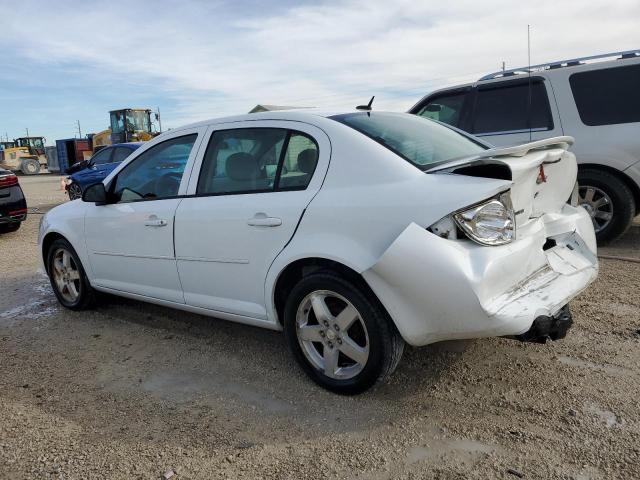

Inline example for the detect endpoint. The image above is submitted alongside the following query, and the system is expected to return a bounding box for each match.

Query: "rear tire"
[21,158,40,175]
[577,168,635,244]
[46,238,95,310]
[283,271,404,394]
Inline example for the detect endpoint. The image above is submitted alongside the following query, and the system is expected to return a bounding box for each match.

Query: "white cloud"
[1,0,639,129]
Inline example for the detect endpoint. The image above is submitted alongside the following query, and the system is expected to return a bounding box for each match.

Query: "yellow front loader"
[0,137,47,174]
[89,108,157,152]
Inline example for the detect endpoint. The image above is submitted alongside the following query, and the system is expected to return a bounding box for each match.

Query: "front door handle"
[144,215,168,227]
[247,213,282,227]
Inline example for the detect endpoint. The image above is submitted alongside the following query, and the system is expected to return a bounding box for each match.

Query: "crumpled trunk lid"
[428,136,577,228]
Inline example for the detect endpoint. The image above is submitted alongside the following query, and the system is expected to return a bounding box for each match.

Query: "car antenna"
[356,96,375,111]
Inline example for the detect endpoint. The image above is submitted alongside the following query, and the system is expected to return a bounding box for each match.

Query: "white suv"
[410,50,640,243]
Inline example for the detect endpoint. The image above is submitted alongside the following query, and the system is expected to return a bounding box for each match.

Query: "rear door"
[175,120,330,320]
[468,78,563,147]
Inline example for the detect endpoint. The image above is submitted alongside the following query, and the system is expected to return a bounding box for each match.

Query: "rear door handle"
[247,213,282,227]
[144,216,168,227]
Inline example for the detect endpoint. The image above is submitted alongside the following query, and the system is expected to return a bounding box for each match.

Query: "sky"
[0,0,639,144]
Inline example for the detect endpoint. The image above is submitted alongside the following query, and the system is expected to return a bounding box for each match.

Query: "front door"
[175,121,330,320]
[84,129,204,302]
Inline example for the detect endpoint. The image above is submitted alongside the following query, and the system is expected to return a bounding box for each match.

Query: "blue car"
[66,143,142,200]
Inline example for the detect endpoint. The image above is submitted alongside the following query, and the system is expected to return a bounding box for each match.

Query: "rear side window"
[415,91,468,127]
[472,81,553,135]
[112,147,134,163]
[89,148,112,165]
[197,128,319,195]
[569,64,640,126]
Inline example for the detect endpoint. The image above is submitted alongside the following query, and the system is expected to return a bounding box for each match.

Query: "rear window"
[330,112,486,170]
[472,80,553,135]
[569,64,640,126]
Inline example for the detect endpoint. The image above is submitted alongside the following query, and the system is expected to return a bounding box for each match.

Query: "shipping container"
[55,138,91,173]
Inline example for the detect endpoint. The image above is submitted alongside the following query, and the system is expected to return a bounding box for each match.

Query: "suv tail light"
[0,173,18,187]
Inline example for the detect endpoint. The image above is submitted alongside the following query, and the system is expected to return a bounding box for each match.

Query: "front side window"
[331,112,486,170]
[415,91,468,127]
[90,148,112,165]
[112,134,196,202]
[570,64,640,126]
[471,80,553,135]
[197,128,319,195]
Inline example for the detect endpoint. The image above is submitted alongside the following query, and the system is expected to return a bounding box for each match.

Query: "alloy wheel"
[578,185,613,233]
[51,248,81,303]
[295,290,370,380]
[68,183,82,200]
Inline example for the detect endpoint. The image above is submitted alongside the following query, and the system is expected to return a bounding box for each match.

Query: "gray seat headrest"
[226,152,258,181]
[297,148,318,174]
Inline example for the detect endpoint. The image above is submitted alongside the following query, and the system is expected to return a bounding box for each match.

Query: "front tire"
[46,238,95,310]
[283,271,404,394]
[67,182,83,200]
[21,158,41,175]
[577,169,635,244]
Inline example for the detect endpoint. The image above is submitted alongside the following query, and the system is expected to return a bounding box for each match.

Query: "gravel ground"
[1,175,639,479]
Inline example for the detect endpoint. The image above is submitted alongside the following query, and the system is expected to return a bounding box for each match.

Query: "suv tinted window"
[472,80,553,135]
[415,91,468,127]
[112,134,196,202]
[570,64,640,126]
[197,128,319,195]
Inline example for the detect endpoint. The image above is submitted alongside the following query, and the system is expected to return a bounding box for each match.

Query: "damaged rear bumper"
[362,204,597,346]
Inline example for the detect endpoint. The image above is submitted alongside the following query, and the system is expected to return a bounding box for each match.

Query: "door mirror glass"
[82,183,107,204]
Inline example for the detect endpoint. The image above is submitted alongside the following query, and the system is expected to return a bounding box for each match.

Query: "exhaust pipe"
[509,305,573,344]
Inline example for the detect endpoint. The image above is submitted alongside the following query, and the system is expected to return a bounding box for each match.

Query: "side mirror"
[82,183,107,205]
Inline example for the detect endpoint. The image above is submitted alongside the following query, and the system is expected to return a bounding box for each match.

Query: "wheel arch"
[271,257,390,329]
[41,231,68,274]
[578,163,640,215]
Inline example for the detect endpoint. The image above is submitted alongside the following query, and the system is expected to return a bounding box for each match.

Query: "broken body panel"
[362,136,597,345]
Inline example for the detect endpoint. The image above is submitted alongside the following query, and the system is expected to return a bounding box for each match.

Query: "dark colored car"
[0,168,27,233]
[66,143,142,200]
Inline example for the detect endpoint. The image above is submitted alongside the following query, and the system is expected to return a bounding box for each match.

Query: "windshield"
[126,110,151,133]
[17,138,44,149]
[110,110,150,133]
[330,112,486,170]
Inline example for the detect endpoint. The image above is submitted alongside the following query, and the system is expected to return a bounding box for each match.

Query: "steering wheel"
[155,172,182,197]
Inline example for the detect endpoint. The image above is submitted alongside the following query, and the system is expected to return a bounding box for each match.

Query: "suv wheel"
[47,238,95,310]
[284,271,404,394]
[577,169,635,244]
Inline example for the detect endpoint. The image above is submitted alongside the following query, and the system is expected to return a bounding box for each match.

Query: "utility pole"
[502,61,506,72]
[25,127,29,138]
[76,120,82,139]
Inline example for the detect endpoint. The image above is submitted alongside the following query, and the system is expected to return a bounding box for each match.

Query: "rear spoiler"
[427,136,574,173]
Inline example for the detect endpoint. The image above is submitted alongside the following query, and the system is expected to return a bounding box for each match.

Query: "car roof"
[170,109,359,132]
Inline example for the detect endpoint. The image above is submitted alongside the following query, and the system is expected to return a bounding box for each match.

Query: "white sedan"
[38,110,598,394]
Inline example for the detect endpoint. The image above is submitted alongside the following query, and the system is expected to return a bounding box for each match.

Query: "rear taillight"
[0,174,18,187]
